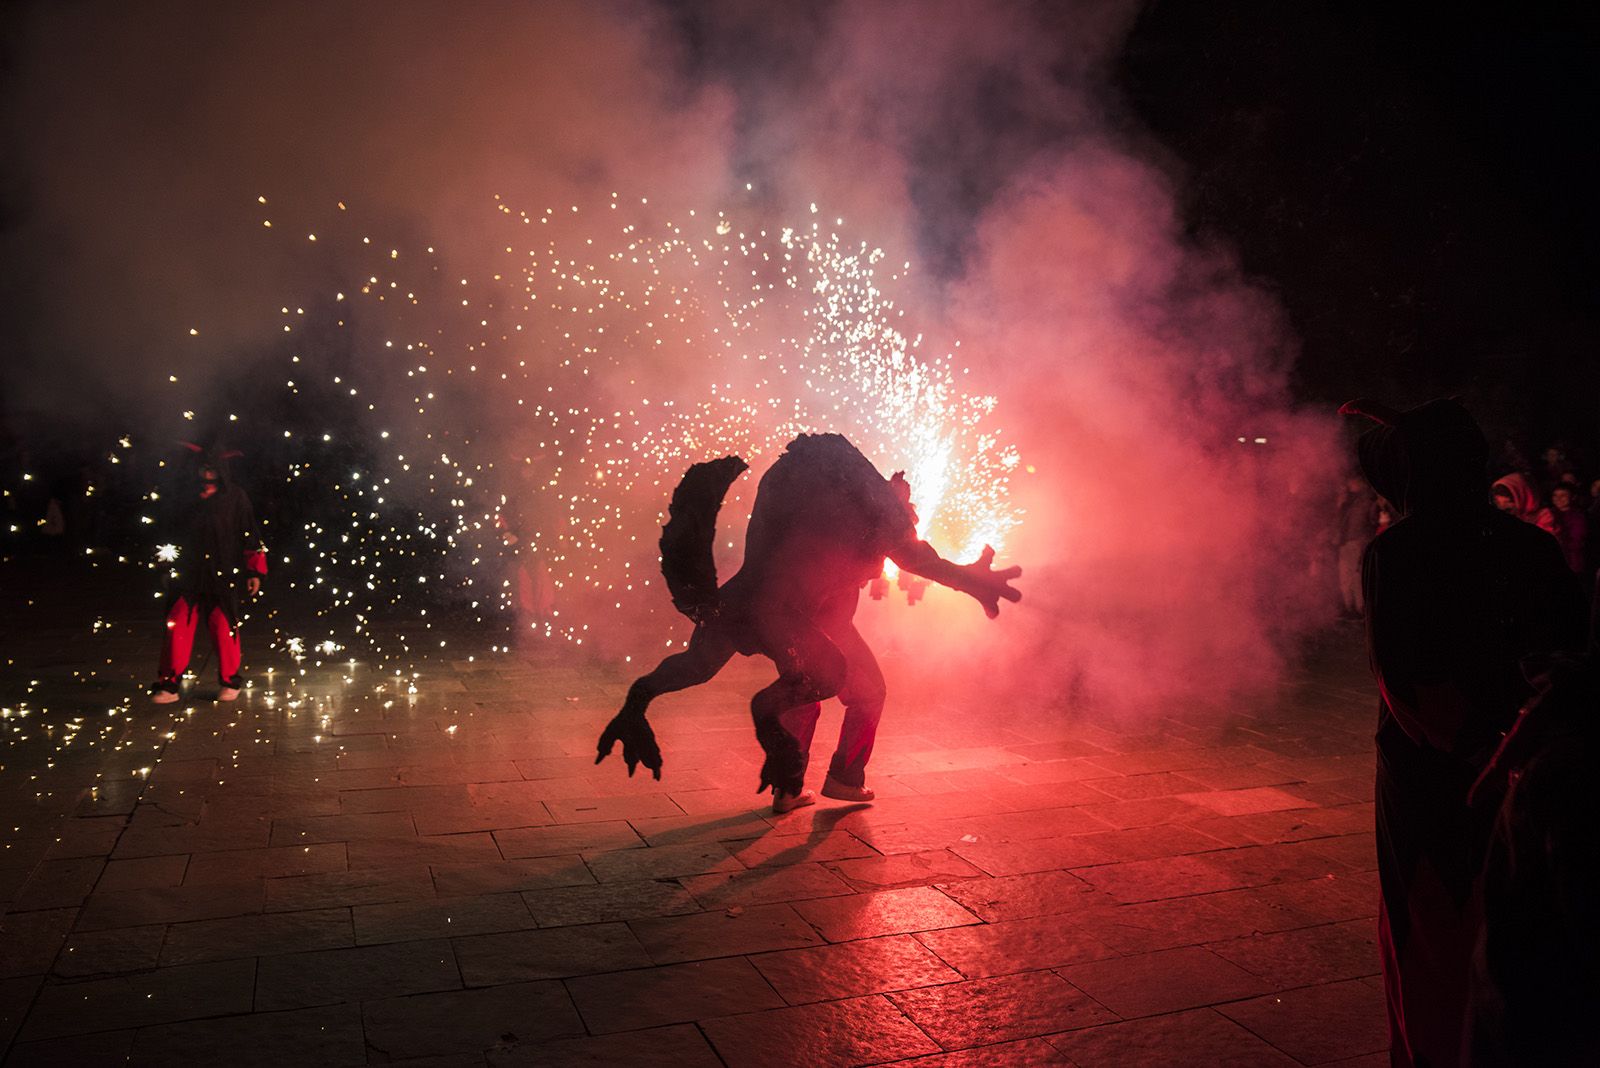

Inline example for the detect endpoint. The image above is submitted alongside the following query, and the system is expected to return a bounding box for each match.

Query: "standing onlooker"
[1586,478,1600,584]
[149,443,268,703]
[1540,445,1576,496]
[1336,474,1380,619]
[1340,397,1586,1068]
[1491,472,1556,535]
[1549,484,1588,577]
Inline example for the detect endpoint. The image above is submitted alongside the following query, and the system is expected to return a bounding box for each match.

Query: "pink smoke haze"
[6,0,1343,717]
[920,154,1341,716]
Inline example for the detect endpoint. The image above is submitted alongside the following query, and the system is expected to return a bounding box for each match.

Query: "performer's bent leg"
[750,617,845,795]
[825,622,886,788]
[157,598,200,684]
[779,702,824,762]
[207,607,242,684]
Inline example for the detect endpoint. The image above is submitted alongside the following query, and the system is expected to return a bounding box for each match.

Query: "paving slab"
[1046,1006,1300,1066]
[629,900,825,962]
[1207,918,1381,987]
[262,863,435,911]
[20,958,257,1041]
[934,869,1102,923]
[750,933,963,1004]
[452,923,652,984]
[127,1003,367,1067]
[1057,945,1270,1017]
[0,907,77,978]
[76,880,267,931]
[890,1037,1074,1066]
[1219,978,1390,1064]
[253,937,461,1010]
[793,885,981,942]
[362,981,586,1059]
[700,994,942,1066]
[157,906,352,965]
[6,1028,137,1067]
[353,891,536,944]
[522,877,700,926]
[915,913,1115,978]
[492,821,643,859]
[565,956,785,1034]
[52,926,166,979]
[485,1022,723,1066]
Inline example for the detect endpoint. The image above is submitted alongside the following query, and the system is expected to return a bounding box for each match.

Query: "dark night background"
[1115,3,1599,456]
[1,1,1597,459]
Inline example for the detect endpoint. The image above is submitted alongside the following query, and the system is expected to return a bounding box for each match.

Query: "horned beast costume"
[596,433,1021,806]
[149,443,268,702]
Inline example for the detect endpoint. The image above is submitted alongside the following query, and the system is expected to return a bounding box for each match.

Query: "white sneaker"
[821,776,875,803]
[772,788,815,814]
[150,689,179,705]
[217,687,240,702]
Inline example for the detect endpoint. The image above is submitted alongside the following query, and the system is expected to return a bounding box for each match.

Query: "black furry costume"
[597,433,1021,797]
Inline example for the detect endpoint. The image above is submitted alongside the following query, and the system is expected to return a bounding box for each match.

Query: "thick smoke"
[680,0,1343,715]
[3,0,1340,713]
[1,0,733,415]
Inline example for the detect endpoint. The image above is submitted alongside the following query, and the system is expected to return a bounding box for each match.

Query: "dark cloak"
[1463,655,1600,1066]
[1351,398,1585,1067]
[164,450,267,625]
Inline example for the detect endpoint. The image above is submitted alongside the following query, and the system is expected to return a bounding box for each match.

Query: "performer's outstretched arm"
[889,542,1022,618]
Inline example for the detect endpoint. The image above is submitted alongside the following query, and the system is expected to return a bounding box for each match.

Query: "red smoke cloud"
[4,0,1342,714]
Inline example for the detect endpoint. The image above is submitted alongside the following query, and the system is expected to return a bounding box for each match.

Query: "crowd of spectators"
[1334,441,1600,622]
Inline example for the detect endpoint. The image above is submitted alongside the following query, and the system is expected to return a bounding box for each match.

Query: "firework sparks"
[134,193,1021,670]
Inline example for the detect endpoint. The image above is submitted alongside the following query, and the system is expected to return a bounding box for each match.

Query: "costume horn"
[1337,398,1402,425]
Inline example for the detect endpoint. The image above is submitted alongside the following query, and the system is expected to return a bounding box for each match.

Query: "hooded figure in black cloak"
[149,442,268,703]
[595,433,1022,812]
[1342,397,1585,1068]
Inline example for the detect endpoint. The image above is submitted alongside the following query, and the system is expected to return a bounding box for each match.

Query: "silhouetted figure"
[595,433,1021,812]
[1341,397,1585,1068]
[1490,472,1556,536]
[1463,653,1600,1067]
[1548,484,1588,577]
[149,443,268,703]
[494,460,556,637]
[1539,445,1576,497]
[1336,474,1380,619]
[1587,479,1600,585]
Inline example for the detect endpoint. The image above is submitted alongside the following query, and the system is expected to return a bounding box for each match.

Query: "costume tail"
[660,456,747,623]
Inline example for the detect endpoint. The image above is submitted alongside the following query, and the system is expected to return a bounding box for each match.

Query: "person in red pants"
[149,443,267,703]
[595,433,1022,813]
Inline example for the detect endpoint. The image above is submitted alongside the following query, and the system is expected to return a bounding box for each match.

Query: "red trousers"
[158,597,241,684]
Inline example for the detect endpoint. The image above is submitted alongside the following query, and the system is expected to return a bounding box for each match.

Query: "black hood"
[1342,397,1488,517]
[180,440,240,489]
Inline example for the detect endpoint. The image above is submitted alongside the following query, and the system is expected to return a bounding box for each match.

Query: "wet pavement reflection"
[1,558,1385,1065]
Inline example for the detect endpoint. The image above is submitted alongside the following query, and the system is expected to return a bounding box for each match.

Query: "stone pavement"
[0,560,1387,1065]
